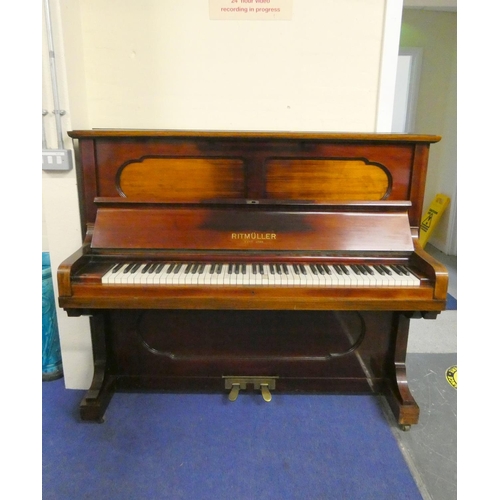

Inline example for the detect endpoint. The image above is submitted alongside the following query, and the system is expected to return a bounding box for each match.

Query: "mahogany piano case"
[58,130,448,429]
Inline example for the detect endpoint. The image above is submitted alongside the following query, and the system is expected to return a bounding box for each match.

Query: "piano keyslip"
[101,262,421,287]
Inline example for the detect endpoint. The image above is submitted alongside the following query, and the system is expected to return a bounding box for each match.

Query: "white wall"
[43,0,402,389]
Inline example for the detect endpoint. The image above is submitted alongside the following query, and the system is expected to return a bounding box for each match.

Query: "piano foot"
[79,384,114,423]
[79,372,115,423]
[79,314,114,422]
[383,313,420,429]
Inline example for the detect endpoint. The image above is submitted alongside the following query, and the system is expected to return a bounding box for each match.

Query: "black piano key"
[184,263,193,274]
[351,265,361,275]
[276,264,282,275]
[380,265,392,275]
[259,264,265,275]
[198,264,205,274]
[234,264,240,275]
[390,265,403,275]
[270,264,275,274]
[123,263,135,273]
[340,264,350,275]
[354,264,367,275]
[299,265,307,275]
[252,263,257,275]
[293,264,300,275]
[141,263,153,273]
[154,263,165,274]
[311,264,318,275]
[362,265,374,275]
[190,264,199,274]
[317,265,325,275]
[111,263,122,273]
[166,263,175,273]
[147,263,158,274]
[322,265,332,275]
[228,264,233,274]
[374,265,385,275]
[129,263,141,273]
[333,264,343,274]
[359,265,368,275]
[242,264,246,275]
[397,265,410,276]
[216,264,223,274]
[209,264,216,274]
[282,265,289,275]
[173,263,182,274]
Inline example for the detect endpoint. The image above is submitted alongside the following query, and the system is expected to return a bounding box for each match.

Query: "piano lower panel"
[100,309,395,388]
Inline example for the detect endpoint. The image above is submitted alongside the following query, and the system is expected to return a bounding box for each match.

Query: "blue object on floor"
[43,379,423,500]
[42,252,63,381]
[446,293,457,310]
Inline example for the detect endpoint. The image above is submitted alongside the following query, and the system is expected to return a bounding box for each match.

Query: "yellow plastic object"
[419,194,450,247]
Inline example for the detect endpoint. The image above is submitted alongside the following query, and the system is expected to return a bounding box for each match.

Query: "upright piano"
[58,130,448,429]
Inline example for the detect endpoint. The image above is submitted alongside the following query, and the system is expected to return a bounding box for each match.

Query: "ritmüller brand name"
[231,232,277,240]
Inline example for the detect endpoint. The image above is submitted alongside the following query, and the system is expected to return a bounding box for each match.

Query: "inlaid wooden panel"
[266,159,391,201]
[117,157,245,200]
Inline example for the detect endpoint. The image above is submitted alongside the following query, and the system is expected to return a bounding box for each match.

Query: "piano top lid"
[68,129,441,143]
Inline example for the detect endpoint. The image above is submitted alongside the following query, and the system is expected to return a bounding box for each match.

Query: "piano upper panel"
[68,130,440,234]
[117,157,246,200]
[265,158,391,201]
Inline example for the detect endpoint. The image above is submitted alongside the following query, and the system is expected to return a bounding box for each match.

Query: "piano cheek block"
[59,129,447,428]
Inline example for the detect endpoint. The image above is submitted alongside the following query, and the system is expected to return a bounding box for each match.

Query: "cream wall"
[43,0,402,389]
[400,9,457,254]
[78,0,386,131]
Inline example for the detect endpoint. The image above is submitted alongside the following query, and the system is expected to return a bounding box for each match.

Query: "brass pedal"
[223,377,277,402]
[228,383,241,402]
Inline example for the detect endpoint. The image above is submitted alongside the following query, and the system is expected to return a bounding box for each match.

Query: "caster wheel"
[399,424,411,431]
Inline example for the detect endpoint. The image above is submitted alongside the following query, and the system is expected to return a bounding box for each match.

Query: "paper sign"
[209,0,293,20]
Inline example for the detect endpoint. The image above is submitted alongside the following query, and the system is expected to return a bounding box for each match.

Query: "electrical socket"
[42,149,73,171]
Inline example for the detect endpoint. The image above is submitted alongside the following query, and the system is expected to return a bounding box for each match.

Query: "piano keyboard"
[101,262,420,287]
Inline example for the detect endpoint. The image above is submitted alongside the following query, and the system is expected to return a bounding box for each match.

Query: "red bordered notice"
[209,0,293,20]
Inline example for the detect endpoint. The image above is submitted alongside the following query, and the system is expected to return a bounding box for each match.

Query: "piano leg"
[79,313,115,422]
[384,313,419,430]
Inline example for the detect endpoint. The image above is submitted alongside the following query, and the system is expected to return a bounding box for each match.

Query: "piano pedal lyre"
[223,377,278,402]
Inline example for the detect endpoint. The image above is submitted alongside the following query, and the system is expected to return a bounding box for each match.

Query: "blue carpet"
[446,294,457,310]
[43,379,422,500]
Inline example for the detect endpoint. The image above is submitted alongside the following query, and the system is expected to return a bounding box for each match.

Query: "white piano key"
[132,263,149,284]
[330,265,347,286]
[401,266,421,287]
[100,261,421,288]
[117,263,135,284]
[102,263,124,284]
